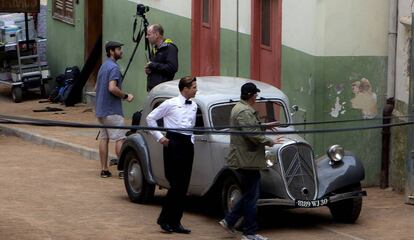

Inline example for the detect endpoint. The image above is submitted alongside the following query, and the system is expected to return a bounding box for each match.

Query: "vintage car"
[118,76,367,223]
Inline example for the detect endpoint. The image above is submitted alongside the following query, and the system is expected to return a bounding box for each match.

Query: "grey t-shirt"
[95,58,123,117]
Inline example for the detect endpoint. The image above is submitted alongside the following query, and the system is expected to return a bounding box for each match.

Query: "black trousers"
[158,131,194,226]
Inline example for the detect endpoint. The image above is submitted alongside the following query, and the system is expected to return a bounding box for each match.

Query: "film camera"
[136,4,149,17]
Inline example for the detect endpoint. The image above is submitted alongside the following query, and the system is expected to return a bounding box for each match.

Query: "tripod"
[122,14,151,80]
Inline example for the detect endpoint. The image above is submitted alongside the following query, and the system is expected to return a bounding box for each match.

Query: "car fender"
[316,151,365,198]
[118,134,156,185]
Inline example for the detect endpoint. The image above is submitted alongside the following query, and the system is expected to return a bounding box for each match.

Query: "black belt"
[166,131,192,142]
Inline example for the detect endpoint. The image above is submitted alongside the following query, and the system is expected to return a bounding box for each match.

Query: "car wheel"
[40,83,51,99]
[11,87,23,103]
[328,183,363,223]
[123,150,155,203]
[221,175,242,215]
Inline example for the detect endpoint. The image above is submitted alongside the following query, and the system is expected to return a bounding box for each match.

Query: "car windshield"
[210,100,288,130]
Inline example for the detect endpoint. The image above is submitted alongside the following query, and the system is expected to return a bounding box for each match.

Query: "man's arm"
[237,111,274,146]
[147,46,178,75]
[146,101,170,145]
[108,80,134,102]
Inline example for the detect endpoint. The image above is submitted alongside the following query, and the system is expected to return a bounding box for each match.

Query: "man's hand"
[263,121,280,129]
[271,136,285,145]
[126,93,134,102]
[159,137,169,146]
[144,62,152,75]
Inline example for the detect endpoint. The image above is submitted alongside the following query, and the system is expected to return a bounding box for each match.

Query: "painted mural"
[350,78,378,119]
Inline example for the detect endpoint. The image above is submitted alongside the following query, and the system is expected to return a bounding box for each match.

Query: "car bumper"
[257,190,367,208]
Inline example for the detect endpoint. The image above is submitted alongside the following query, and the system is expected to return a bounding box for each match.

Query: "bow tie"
[185,100,192,105]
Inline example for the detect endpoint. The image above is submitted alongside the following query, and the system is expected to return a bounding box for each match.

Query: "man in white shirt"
[146,76,197,234]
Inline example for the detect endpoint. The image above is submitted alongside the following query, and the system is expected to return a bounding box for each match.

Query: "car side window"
[211,103,236,130]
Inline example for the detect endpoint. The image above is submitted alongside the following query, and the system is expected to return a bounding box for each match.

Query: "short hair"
[179,76,196,91]
[150,24,164,36]
[241,93,253,101]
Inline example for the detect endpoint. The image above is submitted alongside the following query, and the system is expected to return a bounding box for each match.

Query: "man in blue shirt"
[95,41,134,178]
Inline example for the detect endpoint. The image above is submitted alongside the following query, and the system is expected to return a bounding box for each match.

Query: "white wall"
[220,0,251,34]
[283,0,389,57]
[129,0,192,19]
[394,0,412,103]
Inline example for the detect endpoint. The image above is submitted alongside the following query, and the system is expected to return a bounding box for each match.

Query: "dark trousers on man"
[224,169,261,236]
[158,131,194,227]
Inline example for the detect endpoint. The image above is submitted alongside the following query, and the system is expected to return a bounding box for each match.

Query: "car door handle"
[197,137,208,142]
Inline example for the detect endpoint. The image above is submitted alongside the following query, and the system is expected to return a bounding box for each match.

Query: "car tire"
[328,183,363,223]
[123,150,155,203]
[40,82,51,99]
[221,175,242,215]
[11,87,23,103]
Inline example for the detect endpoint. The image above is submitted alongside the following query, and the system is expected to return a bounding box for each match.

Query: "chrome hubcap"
[128,159,143,194]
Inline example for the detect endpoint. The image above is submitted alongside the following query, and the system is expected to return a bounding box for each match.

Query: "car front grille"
[278,142,317,200]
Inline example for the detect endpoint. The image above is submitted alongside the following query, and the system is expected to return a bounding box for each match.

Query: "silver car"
[118,76,366,223]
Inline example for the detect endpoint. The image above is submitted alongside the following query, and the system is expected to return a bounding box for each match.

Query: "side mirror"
[291,105,299,112]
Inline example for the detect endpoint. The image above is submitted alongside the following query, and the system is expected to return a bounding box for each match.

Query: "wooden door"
[191,0,220,76]
[251,0,282,87]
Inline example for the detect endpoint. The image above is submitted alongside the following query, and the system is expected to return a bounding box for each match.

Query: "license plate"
[295,198,329,208]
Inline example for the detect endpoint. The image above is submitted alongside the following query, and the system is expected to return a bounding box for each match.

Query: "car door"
[142,98,169,187]
[189,107,213,195]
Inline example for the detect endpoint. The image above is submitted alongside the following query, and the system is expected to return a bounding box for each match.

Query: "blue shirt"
[95,58,123,117]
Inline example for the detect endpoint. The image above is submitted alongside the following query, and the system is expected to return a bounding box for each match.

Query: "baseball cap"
[241,82,261,96]
[105,41,124,51]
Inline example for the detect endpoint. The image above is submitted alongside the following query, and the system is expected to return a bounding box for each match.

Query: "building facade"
[47,0,402,187]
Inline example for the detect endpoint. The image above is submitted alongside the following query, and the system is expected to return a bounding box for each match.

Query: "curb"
[0,125,117,161]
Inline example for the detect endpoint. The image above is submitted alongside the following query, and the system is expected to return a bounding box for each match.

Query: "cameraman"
[145,24,178,91]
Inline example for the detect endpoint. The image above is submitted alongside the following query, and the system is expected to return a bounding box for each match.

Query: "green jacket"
[226,100,274,170]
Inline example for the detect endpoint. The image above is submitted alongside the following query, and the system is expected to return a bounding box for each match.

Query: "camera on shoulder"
[136,4,149,17]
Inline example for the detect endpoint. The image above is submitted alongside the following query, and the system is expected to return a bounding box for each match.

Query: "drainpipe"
[381,0,398,189]
[236,0,240,77]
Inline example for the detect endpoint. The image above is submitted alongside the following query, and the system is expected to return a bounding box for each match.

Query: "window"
[52,0,75,25]
[261,0,271,47]
[210,101,287,130]
[202,0,210,25]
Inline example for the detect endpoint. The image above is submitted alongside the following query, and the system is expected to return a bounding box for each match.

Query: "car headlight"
[265,150,276,168]
[327,144,344,165]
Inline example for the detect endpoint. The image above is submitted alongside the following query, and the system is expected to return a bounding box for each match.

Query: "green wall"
[220,29,250,78]
[390,99,408,192]
[281,46,388,186]
[46,0,85,80]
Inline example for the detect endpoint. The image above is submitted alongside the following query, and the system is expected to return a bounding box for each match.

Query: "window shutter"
[53,0,75,25]
[64,0,74,20]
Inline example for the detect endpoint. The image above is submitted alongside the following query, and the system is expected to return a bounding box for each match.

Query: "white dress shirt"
[146,94,197,143]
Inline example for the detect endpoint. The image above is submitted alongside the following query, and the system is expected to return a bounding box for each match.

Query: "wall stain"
[350,78,378,119]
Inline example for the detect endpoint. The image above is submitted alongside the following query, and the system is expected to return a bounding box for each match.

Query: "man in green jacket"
[219,82,280,240]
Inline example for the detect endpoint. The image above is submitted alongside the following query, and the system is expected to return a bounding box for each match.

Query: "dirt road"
[0,135,413,240]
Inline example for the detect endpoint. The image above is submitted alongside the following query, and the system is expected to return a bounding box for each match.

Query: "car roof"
[147,76,289,108]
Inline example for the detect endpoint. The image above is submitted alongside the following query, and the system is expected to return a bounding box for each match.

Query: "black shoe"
[100,170,112,178]
[159,223,174,234]
[172,224,191,234]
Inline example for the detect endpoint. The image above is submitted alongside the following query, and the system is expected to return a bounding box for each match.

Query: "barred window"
[52,0,75,25]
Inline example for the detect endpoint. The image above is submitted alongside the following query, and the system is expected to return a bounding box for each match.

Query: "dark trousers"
[225,169,261,235]
[158,132,194,227]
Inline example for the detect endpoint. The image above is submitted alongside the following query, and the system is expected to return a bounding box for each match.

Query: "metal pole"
[406,11,414,205]
[24,13,29,43]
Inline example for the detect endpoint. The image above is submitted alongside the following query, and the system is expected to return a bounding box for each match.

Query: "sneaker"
[118,171,124,179]
[100,170,112,178]
[219,219,237,235]
[241,234,269,240]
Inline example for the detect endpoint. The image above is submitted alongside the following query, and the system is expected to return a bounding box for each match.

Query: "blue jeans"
[225,169,261,235]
